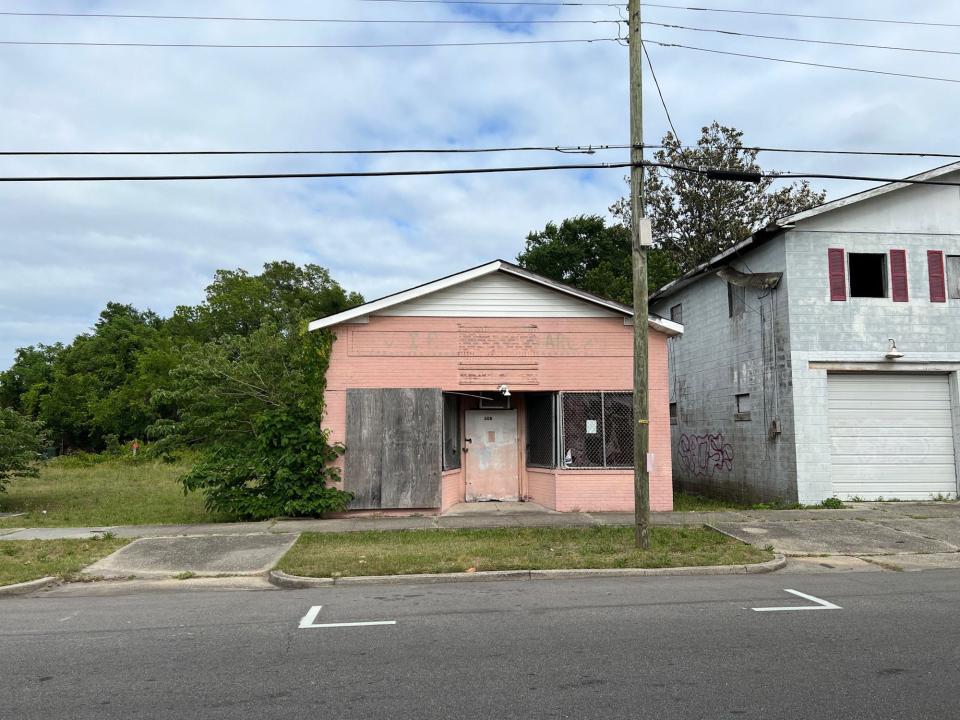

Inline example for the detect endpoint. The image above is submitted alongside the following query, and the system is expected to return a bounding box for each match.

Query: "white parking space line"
[298,605,397,629]
[751,589,842,612]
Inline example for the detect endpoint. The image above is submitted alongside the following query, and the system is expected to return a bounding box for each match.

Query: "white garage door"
[828,373,958,500]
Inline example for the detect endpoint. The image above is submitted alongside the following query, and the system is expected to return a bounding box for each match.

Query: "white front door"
[464,410,520,501]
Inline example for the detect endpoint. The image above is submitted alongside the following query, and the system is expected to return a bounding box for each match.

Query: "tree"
[612,122,827,276]
[152,324,351,518]
[0,344,62,415]
[516,215,680,304]
[168,261,364,343]
[0,408,46,493]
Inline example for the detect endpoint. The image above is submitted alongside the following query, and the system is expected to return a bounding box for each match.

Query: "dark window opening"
[948,255,960,300]
[561,392,633,469]
[735,393,752,421]
[848,253,887,298]
[442,393,460,470]
[728,283,746,317]
[669,402,678,425]
[670,303,682,324]
[525,393,556,468]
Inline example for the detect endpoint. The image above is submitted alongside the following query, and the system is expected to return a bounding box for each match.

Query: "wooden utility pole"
[628,0,651,549]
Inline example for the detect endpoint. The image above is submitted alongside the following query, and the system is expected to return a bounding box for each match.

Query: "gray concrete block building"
[651,162,960,504]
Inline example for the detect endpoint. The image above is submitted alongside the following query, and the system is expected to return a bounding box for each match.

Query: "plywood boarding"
[827,373,957,500]
[344,388,442,509]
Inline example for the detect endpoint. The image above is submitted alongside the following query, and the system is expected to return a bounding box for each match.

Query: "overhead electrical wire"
[645,39,960,84]
[640,41,680,143]
[644,21,960,57]
[4,162,960,187]
[0,10,620,25]
[0,144,629,156]
[0,37,620,49]
[640,3,960,29]
[7,145,960,159]
[0,162,634,182]
[353,1,622,6]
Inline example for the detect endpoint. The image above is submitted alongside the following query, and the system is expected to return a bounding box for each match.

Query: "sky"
[1,0,959,365]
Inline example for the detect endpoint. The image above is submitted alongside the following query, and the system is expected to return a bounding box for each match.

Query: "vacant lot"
[278,526,772,578]
[0,455,229,528]
[0,537,129,586]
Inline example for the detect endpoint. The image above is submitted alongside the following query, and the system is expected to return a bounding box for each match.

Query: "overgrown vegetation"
[519,123,826,296]
[0,261,362,520]
[0,536,128,586]
[673,491,847,512]
[277,526,772,578]
[0,455,219,528]
[0,408,46,493]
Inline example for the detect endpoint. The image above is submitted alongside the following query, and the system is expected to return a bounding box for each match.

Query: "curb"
[0,576,59,597]
[268,555,785,588]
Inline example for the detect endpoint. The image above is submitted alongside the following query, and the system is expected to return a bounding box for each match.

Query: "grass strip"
[0,537,129,586]
[278,526,772,578]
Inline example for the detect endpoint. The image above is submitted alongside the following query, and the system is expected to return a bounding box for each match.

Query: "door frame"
[463,408,521,502]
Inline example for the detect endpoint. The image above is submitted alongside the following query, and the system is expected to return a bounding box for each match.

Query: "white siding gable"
[376,271,620,318]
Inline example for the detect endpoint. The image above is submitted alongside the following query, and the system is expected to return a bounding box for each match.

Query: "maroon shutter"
[929,250,947,303]
[828,248,846,301]
[890,249,908,302]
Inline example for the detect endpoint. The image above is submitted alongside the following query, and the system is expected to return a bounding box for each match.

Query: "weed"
[819,497,845,510]
[173,571,196,580]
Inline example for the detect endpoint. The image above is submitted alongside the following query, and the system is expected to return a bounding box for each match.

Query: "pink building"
[309,260,683,514]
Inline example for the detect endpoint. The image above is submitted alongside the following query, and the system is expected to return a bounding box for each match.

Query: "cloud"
[0,0,957,364]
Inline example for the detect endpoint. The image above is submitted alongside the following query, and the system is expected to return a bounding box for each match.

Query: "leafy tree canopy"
[521,123,826,299]
[611,122,827,275]
[0,408,46,493]
[516,215,679,304]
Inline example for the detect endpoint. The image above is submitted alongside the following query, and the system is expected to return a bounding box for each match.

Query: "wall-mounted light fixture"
[885,338,904,360]
[498,384,511,397]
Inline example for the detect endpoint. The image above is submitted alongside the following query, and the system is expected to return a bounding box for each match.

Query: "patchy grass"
[0,537,129,586]
[0,455,233,528]
[673,491,847,512]
[672,491,746,512]
[278,526,772,578]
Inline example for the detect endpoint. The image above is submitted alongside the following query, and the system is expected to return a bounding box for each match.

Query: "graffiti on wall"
[678,432,734,477]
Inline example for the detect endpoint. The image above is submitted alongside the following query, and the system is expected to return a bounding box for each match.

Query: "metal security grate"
[525,392,556,468]
[561,391,634,469]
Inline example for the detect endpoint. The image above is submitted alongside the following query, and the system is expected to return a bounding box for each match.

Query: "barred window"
[561,392,634,469]
[442,393,460,470]
[525,393,557,468]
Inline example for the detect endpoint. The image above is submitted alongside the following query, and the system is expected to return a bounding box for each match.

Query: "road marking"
[751,589,842,612]
[298,605,397,629]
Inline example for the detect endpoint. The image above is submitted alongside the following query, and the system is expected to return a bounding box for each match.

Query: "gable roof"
[308,259,683,336]
[651,160,960,303]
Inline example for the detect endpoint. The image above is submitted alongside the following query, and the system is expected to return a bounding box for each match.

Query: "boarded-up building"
[309,260,682,513]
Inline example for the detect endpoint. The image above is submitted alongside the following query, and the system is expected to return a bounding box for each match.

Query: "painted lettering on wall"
[678,432,734,477]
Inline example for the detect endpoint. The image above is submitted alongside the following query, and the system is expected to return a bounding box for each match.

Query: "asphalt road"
[3,571,960,720]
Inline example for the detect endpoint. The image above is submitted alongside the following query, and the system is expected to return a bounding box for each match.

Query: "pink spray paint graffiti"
[678,432,733,477]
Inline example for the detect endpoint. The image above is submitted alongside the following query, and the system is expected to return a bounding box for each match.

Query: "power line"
[645,39,960,84]
[5,161,960,187]
[7,144,960,160]
[640,41,680,143]
[0,10,620,25]
[353,1,623,5]
[744,147,960,160]
[0,161,633,182]
[640,3,960,29]
[0,144,630,157]
[0,37,621,49]
[644,21,960,57]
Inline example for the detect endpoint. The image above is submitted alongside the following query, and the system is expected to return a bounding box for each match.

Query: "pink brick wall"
[322,315,673,513]
[441,469,464,512]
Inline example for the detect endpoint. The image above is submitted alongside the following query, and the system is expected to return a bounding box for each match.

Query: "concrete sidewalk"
[0,504,755,541]
[6,500,960,580]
